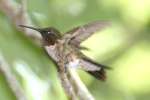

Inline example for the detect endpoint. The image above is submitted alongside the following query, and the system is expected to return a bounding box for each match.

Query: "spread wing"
[64,21,110,46]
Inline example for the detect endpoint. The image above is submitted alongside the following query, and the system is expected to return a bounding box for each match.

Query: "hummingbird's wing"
[64,21,110,46]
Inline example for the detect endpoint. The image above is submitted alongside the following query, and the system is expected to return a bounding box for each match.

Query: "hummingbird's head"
[19,25,61,45]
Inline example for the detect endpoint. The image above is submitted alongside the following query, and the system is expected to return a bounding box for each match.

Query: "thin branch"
[68,69,94,100]
[58,69,77,100]
[0,54,27,100]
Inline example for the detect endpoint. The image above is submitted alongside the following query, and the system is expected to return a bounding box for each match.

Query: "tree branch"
[68,69,94,100]
[0,54,27,100]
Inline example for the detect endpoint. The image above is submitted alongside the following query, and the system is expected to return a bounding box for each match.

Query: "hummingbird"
[19,21,110,81]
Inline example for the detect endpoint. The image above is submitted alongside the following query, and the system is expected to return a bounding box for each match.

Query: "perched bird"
[19,21,110,81]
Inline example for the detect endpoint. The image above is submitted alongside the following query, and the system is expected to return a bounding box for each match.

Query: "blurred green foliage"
[0,0,150,100]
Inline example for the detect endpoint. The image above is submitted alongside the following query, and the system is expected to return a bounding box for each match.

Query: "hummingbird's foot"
[64,61,69,73]
[57,62,68,73]
[64,66,68,73]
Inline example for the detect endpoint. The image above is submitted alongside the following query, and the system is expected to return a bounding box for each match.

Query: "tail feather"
[82,57,110,81]
[87,68,106,81]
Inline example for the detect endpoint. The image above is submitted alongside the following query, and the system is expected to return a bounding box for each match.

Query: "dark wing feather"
[64,21,110,45]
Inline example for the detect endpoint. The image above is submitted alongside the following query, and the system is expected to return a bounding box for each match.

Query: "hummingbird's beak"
[19,25,41,32]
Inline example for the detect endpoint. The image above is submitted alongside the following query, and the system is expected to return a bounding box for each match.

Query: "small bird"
[19,21,110,81]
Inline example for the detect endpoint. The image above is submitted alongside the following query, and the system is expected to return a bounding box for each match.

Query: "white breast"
[67,59,80,69]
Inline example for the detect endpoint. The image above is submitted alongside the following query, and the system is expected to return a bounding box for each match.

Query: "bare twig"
[0,53,27,100]
[0,0,95,100]
[68,69,94,100]
[58,70,77,100]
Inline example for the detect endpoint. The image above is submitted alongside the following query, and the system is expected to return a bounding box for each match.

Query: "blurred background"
[0,0,150,100]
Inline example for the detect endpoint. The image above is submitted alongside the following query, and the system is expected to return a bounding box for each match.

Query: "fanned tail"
[82,57,110,81]
[87,68,106,81]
